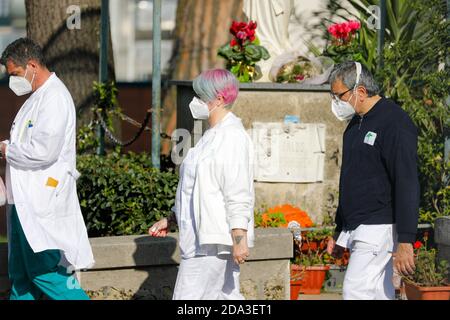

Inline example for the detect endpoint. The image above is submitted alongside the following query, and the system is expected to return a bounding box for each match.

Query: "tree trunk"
[172,0,245,80]
[161,0,245,155]
[25,0,115,123]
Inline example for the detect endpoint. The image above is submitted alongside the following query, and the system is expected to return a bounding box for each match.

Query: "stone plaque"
[252,122,326,183]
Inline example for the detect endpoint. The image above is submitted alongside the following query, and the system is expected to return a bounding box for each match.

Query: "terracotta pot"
[290,265,330,297]
[290,265,304,300]
[404,282,450,300]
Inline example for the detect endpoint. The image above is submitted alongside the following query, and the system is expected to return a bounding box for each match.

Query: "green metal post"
[152,0,162,169]
[97,0,109,156]
[377,0,387,68]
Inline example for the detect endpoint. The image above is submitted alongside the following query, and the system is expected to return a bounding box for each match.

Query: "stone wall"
[174,82,346,224]
[0,228,293,300]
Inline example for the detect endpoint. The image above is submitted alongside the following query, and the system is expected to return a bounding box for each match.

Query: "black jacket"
[335,97,420,243]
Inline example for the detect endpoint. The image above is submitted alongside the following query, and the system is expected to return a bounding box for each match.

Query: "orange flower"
[264,204,313,228]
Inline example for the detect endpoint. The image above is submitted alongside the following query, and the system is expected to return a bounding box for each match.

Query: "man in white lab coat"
[0,38,94,300]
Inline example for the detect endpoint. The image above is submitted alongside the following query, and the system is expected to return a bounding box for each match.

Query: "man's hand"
[326,236,335,255]
[327,236,345,258]
[232,229,249,265]
[394,243,415,276]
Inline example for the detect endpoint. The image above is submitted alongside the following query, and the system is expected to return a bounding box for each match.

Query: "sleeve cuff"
[398,232,416,244]
[229,217,249,231]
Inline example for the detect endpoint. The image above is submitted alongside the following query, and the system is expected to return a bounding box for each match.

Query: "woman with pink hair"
[149,69,255,300]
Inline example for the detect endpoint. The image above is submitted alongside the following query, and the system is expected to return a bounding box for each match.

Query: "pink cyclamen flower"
[348,20,361,32]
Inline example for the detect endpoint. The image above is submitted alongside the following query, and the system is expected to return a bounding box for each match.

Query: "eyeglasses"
[330,88,352,101]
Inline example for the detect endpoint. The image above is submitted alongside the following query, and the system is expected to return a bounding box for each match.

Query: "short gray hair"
[0,38,47,68]
[329,61,380,97]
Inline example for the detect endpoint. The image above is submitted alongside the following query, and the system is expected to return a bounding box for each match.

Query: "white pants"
[337,224,397,300]
[173,253,244,300]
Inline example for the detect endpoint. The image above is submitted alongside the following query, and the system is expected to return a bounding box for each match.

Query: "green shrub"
[77,152,179,237]
[377,0,449,224]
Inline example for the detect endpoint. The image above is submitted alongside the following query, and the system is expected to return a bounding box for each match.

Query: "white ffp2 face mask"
[331,98,356,121]
[189,97,209,120]
[9,67,35,96]
[331,62,362,121]
[189,96,219,120]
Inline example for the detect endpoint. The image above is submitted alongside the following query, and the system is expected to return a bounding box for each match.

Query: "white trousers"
[173,253,244,300]
[337,224,397,300]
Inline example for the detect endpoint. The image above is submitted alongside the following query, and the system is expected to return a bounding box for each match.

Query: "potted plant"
[402,239,449,300]
[323,20,364,65]
[217,20,270,82]
[290,230,334,299]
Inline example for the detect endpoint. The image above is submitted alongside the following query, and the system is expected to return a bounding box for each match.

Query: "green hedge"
[77,152,179,237]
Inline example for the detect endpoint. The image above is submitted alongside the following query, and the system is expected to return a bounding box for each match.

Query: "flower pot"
[404,282,450,300]
[291,265,330,297]
[299,266,330,295]
[290,265,304,300]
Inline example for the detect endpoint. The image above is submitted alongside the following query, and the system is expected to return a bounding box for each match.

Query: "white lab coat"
[5,73,94,270]
[188,113,255,248]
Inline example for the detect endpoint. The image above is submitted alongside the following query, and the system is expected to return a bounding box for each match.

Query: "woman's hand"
[232,229,249,265]
[148,218,169,238]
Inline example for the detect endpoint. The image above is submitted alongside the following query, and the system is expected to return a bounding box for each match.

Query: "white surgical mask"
[9,67,35,96]
[189,96,218,120]
[331,62,362,121]
[331,98,356,121]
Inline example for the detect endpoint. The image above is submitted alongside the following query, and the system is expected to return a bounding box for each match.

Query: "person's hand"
[232,229,249,265]
[0,143,6,159]
[148,218,169,238]
[394,243,415,276]
[326,236,336,255]
[327,236,345,259]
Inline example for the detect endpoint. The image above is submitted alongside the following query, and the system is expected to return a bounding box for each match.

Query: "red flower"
[229,20,258,44]
[230,38,239,47]
[328,20,361,41]
[230,21,249,36]
[414,241,423,249]
[348,20,361,32]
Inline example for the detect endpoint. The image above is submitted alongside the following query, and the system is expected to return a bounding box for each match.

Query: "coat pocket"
[30,163,71,218]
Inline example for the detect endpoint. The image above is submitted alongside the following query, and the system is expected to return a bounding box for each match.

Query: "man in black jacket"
[326,61,420,300]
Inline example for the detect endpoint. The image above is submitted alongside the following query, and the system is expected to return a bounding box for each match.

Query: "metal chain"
[97,108,172,148]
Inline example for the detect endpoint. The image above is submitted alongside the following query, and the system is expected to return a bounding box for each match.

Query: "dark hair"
[329,61,380,97]
[0,38,46,68]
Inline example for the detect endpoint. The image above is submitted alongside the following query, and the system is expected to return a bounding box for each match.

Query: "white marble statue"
[243,0,294,82]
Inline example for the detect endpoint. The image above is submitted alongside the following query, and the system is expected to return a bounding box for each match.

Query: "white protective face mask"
[331,98,356,121]
[9,67,35,96]
[331,62,362,121]
[189,96,218,120]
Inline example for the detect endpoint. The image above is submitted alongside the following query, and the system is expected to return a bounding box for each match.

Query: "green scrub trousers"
[8,205,90,300]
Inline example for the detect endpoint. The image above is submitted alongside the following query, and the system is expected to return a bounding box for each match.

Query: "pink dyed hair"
[193,69,240,106]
